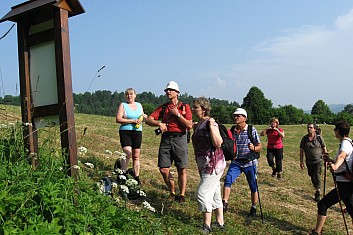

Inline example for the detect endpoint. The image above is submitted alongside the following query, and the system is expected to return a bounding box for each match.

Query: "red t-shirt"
[266,128,284,149]
[150,102,192,132]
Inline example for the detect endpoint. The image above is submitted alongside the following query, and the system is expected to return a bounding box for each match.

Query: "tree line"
[1,86,353,125]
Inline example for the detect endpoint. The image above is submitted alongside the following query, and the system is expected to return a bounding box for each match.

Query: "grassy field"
[1,104,351,235]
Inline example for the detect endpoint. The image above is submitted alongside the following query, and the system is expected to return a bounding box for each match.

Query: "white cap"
[233,108,247,118]
[164,81,180,92]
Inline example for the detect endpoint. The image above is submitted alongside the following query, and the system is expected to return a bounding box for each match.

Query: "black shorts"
[119,130,142,149]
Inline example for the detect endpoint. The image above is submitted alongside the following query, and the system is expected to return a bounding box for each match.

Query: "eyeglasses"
[164,88,177,92]
[307,126,314,129]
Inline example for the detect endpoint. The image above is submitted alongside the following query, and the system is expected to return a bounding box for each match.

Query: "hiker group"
[115,81,353,234]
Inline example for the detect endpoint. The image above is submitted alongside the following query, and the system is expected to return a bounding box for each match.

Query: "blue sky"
[1,1,353,110]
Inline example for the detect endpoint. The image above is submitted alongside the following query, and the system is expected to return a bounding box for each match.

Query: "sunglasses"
[164,88,178,92]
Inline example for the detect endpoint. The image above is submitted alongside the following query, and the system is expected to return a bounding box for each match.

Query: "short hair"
[307,123,316,129]
[270,117,279,125]
[125,88,136,95]
[335,120,350,137]
[193,96,211,116]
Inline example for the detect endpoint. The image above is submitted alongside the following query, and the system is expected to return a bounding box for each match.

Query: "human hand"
[300,162,305,170]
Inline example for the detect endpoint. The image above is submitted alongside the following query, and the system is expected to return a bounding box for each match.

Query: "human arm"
[208,118,223,148]
[116,103,139,125]
[274,127,285,138]
[169,105,193,130]
[329,150,347,171]
[300,148,305,169]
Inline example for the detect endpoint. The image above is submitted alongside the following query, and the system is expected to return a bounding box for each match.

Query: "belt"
[163,132,185,138]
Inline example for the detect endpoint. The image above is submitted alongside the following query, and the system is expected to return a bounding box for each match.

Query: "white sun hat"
[233,108,247,118]
[164,81,180,92]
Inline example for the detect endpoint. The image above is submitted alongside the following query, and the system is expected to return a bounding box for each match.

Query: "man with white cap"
[222,108,262,217]
[147,81,193,203]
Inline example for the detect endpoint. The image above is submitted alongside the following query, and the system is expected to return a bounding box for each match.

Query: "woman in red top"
[260,117,285,178]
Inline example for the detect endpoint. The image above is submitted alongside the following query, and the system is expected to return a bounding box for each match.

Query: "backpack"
[231,124,260,162]
[101,177,113,196]
[207,121,236,161]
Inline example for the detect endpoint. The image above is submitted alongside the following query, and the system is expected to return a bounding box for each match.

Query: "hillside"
[0,105,351,234]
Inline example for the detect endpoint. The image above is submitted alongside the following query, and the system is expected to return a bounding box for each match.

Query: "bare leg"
[131,148,141,176]
[203,211,212,227]
[177,168,187,195]
[121,146,132,172]
[314,214,327,233]
[251,191,258,205]
[159,167,175,193]
[223,186,231,202]
[215,207,224,225]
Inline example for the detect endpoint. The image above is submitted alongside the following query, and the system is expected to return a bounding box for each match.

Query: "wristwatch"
[177,114,181,118]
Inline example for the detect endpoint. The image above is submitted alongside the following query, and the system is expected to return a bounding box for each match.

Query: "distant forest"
[1,87,353,125]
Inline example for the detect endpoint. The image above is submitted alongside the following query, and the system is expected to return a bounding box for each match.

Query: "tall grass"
[0,105,351,234]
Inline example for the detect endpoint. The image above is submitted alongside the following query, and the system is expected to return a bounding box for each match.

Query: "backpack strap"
[248,124,254,143]
[317,135,323,147]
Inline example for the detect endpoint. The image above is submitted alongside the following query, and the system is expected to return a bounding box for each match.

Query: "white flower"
[73,165,80,170]
[138,190,146,197]
[24,122,32,127]
[105,150,113,155]
[118,175,127,180]
[116,169,124,175]
[8,122,15,128]
[120,185,129,194]
[97,182,105,194]
[84,162,94,169]
[142,201,155,212]
[78,146,87,154]
[112,182,118,188]
[58,167,63,171]
[0,124,6,128]
[126,179,138,187]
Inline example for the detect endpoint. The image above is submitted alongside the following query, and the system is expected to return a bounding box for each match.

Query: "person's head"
[306,123,316,134]
[124,88,136,103]
[270,117,279,128]
[334,120,350,138]
[232,108,247,125]
[164,81,180,100]
[192,97,211,119]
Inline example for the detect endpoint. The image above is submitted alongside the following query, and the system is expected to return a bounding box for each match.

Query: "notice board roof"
[0,0,85,23]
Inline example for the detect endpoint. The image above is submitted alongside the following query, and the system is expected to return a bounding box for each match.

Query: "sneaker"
[222,200,228,212]
[211,221,225,230]
[271,168,276,177]
[201,224,212,234]
[314,191,320,202]
[175,195,186,203]
[277,173,282,179]
[248,207,256,217]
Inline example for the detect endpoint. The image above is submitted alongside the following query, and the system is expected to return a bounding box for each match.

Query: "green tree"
[242,86,272,124]
[311,100,334,124]
[273,105,306,125]
[343,104,353,114]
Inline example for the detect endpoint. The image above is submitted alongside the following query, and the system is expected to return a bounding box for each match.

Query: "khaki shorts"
[158,133,188,168]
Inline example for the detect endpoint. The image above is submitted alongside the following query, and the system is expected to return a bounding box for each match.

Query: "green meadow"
[0,105,350,234]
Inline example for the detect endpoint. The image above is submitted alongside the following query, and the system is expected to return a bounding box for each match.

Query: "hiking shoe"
[211,221,225,231]
[222,200,228,212]
[201,224,212,234]
[314,191,320,202]
[248,207,256,217]
[277,173,282,179]
[309,229,320,235]
[168,192,176,201]
[175,195,185,203]
[271,168,276,177]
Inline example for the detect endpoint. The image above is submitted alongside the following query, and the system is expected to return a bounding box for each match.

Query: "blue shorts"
[224,162,258,193]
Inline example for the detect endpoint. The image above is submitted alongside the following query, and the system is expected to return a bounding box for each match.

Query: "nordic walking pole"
[331,171,349,235]
[251,154,264,223]
[323,160,327,196]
